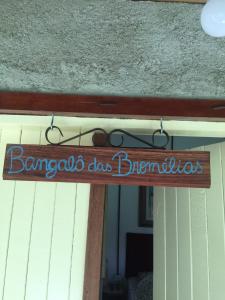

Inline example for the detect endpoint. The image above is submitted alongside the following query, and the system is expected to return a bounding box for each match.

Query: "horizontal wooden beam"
[0,91,225,120]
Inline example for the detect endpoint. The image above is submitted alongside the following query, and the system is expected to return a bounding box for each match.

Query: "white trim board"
[0,115,225,137]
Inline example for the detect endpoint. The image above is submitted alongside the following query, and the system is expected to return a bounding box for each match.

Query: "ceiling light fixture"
[201,0,225,37]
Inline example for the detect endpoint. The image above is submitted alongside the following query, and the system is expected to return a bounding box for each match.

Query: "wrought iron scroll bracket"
[45,126,108,146]
[45,126,170,149]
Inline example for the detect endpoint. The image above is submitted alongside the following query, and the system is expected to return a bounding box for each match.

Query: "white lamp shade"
[201,0,225,37]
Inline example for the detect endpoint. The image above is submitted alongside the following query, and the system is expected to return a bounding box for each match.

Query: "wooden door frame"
[2,91,225,299]
[83,184,106,300]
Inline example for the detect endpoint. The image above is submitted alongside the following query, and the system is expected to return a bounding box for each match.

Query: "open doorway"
[100,185,153,300]
[99,134,225,300]
[84,137,223,300]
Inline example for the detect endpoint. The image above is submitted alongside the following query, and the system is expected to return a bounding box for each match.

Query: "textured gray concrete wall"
[1,0,225,98]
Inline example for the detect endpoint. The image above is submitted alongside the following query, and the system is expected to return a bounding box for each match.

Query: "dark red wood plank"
[0,91,225,120]
[83,185,106,300]
[3,144,211,188]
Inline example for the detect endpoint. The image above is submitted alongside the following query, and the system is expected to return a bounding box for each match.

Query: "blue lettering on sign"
[6,146,204,179]
[6,145,85,179]
[111,151,203,177]
[7,145,25,174]
[88,158,112,173]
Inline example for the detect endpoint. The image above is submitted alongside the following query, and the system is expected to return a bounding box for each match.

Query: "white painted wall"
[0,125,91,300]
[154,144,225,300]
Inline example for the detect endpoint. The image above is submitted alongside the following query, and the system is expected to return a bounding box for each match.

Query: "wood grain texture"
[0,91,225,120]
[83,185,106,300]
[3,144,211,188]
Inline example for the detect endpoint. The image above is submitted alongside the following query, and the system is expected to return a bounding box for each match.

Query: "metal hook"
[152,129,170,149]
[108,129,167,149]
[45,114,170,149]
[50,114,54,130]
[160,118,163,135]
[45,125,108,146]
[45,125,64,145]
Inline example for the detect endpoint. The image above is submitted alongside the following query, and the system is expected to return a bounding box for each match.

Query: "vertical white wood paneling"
[165,188,178,300]
[190,147,210,300]
[205,143,225,300]
[69,183,90,300]
[25,130,59,300]
[155,143,225,300]
[3,128,40,300]
[220,143,225,254]
[46,182,77,300]
[0,128,21,299]
[159,185,210,300]
[177,188,192,300]
[182,188,209,300]
[153,187,166,300]
[47,129,79,300]
[25,182,56,300]
[0,124,92,300]
[69,132,91,300]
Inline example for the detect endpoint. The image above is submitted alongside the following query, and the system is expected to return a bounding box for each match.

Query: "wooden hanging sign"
[3,144,210,188]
